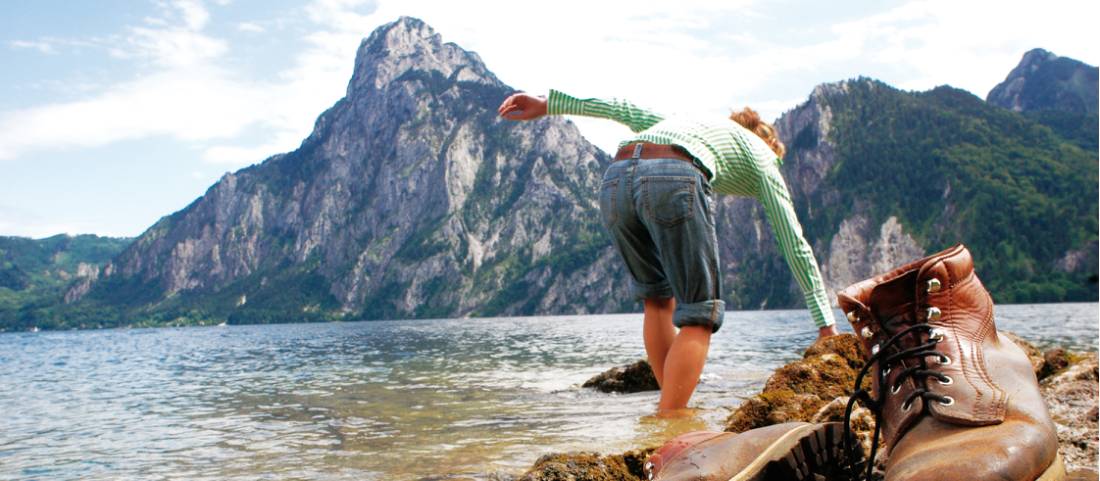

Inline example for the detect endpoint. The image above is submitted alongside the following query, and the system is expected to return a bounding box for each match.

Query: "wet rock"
[582,360,659,394]
[725,334,869,433]
[518,448,652,481]
[1040,351,1098,475]
[1040,347,1072,380]
[801,334,867,369]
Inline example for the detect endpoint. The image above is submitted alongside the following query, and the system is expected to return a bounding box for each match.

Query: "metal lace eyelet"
[871,344,880,355]
[644,461,654,480]
[860,326,874,338]
[926,306,942,322]
[929,328,945,342]
[939,396,955,406]
[891,383,901,394]
[902,399,913,411]
[882,367,892,376]
[938,354,952,365]
[937,375,953,386]
[926,278,942,293]
[846,311,859,322]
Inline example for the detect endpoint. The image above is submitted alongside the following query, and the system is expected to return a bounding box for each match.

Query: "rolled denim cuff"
[674,299,725,333]
[633,280,673,301]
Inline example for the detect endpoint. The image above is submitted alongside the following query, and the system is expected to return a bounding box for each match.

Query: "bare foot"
[654,406,701,419]
[635,408,708,448]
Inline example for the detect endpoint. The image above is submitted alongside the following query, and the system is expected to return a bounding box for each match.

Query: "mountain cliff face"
[43,29,1098,329]
[987,48,1099,153]
[775,78,1097,303]
[75,17,629,324]
[0,235,130,331]
[716,81,935,311]
[988,48,1098,115]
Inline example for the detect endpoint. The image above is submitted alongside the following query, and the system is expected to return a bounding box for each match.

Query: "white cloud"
[108,0,226,68]
[0,0,377,166]
[237,21,265,33]
[9,40,56,54]
[0,67,267,160]
[174,0,212,30]
[0,1,270,163]
[202,129,303,164]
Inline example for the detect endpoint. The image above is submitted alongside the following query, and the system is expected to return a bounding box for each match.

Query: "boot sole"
[1035,452,1066,481]
[725,422,863,481]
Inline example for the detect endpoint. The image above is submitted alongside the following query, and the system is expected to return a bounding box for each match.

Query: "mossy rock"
[762,353,860,400]
[582,360,659,394]
[802,333,867,369]
[519,448,653,481]
[725,389,824,433]
[726,334,870,432]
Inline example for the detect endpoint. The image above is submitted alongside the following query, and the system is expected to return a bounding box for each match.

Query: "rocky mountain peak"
[69,17,618,322]
[810,79,852,101]
[1019,48,1058,67]
[348,16,501,95]
[987,48,1098,114]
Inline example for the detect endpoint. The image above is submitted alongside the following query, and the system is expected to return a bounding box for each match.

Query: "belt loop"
[631,142,643,159]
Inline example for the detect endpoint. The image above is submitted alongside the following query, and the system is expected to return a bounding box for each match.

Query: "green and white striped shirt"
[547,89,835,328]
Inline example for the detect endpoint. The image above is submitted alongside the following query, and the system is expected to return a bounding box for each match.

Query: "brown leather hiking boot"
[648,422,860,481]
[837,244,1065,481]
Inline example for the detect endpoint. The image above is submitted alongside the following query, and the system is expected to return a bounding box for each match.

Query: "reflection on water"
[0,304,1095,480]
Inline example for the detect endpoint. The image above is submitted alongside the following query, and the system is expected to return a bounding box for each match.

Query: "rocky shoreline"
[514,334,1098,480]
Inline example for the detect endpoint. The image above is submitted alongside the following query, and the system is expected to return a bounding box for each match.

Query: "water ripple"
[0,305,1094,480]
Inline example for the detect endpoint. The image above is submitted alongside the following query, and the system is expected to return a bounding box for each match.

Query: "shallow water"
[1,304,1096,480]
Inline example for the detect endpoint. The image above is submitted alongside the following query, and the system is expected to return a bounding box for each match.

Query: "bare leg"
[643,297,677,388]
[657,325,712,414]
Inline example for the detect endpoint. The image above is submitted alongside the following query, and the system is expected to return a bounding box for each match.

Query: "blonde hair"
[730,107,785,159]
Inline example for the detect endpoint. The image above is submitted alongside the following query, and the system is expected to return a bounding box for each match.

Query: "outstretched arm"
[498,90,665,132]
[756,170,838,337]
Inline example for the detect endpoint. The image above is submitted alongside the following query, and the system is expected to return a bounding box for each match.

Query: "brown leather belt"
[613,142,695,163]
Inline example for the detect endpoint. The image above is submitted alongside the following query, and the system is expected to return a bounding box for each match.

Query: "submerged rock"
[582,360,659,394]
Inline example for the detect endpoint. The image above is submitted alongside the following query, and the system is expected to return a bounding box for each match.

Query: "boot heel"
[1035,453,1066,481]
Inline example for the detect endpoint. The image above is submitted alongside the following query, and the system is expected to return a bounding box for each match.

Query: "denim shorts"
[599,157,725,332]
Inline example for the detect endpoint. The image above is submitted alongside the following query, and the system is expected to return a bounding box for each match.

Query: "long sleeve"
[756,169,836,328]
[546,89,665,133]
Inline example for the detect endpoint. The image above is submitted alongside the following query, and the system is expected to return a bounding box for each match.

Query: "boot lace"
[841,319,951,481]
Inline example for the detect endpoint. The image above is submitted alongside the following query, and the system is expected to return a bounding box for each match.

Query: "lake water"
[1,304,1096,480]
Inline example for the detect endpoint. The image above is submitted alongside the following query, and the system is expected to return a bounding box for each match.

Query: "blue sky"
[1,0,1097,238]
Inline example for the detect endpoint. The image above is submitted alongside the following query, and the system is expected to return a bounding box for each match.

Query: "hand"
[817,325,839,340]
[498,93,547,121]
